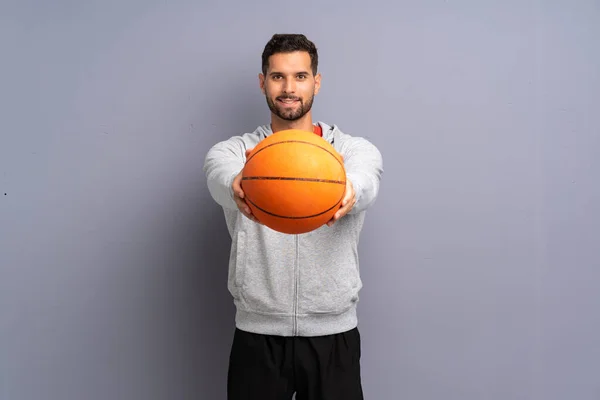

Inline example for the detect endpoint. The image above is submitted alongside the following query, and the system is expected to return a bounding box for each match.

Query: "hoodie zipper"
[327,126,335,145]
[293,234,299,335]
[292,126,333,336]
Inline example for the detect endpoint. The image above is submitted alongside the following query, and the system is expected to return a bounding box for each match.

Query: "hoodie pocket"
[297,256,362,315]
[234,230,296,315]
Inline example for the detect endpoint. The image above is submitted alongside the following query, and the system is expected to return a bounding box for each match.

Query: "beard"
[266,92,315,121]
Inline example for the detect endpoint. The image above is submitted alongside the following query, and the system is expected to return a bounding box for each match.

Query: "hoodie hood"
[254,121,337,144]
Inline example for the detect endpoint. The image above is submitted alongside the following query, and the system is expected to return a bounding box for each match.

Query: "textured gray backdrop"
[1,0,599,399]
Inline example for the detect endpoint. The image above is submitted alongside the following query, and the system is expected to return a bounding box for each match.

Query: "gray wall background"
[1,1,599,399]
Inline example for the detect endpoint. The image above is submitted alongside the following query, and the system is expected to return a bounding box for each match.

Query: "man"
[203,33,383,400]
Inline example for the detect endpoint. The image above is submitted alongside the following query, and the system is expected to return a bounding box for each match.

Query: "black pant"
[227,327,364,400]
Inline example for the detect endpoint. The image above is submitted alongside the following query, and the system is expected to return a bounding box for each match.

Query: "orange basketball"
[241,129,346,234]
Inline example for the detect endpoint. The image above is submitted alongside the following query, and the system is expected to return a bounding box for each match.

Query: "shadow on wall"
[150,70,268,397]
[127,179,235,398]
[104,63,270,398]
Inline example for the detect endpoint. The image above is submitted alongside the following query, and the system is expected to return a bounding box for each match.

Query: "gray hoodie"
[203,121,383,337]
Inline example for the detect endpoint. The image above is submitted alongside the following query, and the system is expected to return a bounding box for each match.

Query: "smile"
[278,98,299,105]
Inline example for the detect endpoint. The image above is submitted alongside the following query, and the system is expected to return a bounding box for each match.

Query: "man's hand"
[232,148,260,223]
[327,179,356,227]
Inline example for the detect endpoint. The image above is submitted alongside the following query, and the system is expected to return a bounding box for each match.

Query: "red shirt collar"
[313,124,322,137]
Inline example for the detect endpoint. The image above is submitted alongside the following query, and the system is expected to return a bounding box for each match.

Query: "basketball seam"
[243,137,346,222]
[245,191,345,220]
[245,139,344,170]
[242,176,346,184]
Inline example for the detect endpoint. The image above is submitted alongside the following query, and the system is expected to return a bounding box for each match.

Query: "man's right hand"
[232,148,259,223]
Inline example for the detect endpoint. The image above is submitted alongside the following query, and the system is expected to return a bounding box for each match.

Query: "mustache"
[277,95,301,101]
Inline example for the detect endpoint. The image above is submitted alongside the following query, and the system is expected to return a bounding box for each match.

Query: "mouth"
[277,97,300,106]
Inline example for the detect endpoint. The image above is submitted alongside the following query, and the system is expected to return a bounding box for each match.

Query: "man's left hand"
[327,179,356,227]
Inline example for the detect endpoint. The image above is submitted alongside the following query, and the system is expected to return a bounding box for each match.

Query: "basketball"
[241,129,346,234]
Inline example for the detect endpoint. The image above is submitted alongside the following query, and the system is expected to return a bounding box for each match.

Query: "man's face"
[260,51,321,121]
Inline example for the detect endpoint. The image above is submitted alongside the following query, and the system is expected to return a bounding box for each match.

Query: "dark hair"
[261,33,318,76]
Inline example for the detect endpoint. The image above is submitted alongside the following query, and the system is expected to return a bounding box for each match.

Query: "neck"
[270,113,314,133]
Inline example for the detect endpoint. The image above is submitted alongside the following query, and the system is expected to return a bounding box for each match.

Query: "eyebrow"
[269,71,311,76]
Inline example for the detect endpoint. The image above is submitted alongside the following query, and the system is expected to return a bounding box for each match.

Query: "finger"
[341,190,354,207]
[233,186,244,199]
[326,211,337,226]
[245,210,261,224]
[233,179,245,199]
[235,197,261,223]
[327,208,343,226]
[234,196,251,214]
[334,196,356,221]
[333,209,344,221]
[341,182,351,205]
[345,194,356,208]
[327,215,337,227]
[341,198,356,215]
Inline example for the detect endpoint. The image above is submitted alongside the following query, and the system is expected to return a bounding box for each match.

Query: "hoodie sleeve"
[339,134,384,214]
[203,135,247,210]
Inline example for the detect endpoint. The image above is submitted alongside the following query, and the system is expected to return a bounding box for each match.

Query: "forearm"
[342,137,384,214]
[203,137,246,210]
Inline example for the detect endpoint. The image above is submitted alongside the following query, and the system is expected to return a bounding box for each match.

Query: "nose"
[282,78,296,93]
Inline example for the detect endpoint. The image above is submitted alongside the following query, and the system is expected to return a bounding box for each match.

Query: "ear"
[258,73,265,94]
[314,72,322,95]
